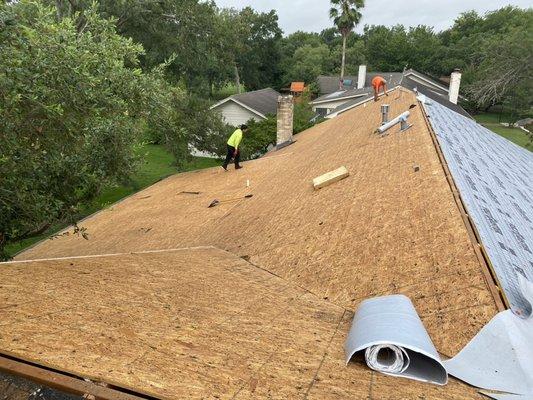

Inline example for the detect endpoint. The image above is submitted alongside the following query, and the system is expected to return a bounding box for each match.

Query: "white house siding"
[213,101,263,127]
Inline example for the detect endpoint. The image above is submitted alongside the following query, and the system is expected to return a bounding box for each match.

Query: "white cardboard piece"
[344,294,447,385]
[444,275,533,396]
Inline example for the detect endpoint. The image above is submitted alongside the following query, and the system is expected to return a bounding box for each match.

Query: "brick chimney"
[276,95,293,148]
[357,65,367,89]
[448,69,462,104]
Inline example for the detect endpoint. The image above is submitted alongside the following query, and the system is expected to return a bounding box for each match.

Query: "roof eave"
[210,97,267,119]
[311,93,368,106]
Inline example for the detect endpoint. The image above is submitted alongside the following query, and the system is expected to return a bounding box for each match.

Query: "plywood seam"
[420,104,506,312]
[217,247,347,312]
[303,309,347,399]
[368,370,375,400]
[228,290,312,399]
[1,246,217,265]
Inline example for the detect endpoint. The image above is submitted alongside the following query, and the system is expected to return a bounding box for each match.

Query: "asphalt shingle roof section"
[402,76,472,119]
[424,100,533,317]
[324,93,375,117]
[230,88,279,116]
[317,75,358,94]
[312,87,368,103]
[316,73,404,95]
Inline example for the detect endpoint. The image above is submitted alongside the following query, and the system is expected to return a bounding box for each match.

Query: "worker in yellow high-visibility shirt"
[222,124,248,171]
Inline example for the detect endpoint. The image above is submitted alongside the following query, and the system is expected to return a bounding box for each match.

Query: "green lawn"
[5,145,220,258]
[473,113,532,151]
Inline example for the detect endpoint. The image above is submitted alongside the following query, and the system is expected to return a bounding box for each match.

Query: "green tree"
[440,6,533,113]
[467,26,533,115]
[329,0,364,81]
[236,7,283,90]
[47,0,226,93]
[283,44,331,84]
[328,33,366,75]
[0,1,189,259]
[364,25,410,71]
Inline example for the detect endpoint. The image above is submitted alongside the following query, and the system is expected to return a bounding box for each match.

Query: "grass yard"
[473,113,532,151]
[5,145,220,258]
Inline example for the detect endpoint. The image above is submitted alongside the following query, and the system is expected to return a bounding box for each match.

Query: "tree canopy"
[0,1,190,258]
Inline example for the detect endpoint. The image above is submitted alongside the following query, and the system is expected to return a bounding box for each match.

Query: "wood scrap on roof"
[313,166,349,190]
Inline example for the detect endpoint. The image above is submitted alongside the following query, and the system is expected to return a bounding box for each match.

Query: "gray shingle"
[317,72,404,95]
[231,88,280,116]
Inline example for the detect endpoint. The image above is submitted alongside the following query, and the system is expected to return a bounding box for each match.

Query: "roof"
[0,247,345,398]
[322,70,471,119]
[5,90,501,398]
[317,75,359,94]
[324,92,375,118]
[316,72,404,95]
[290,81,305,92]
[210,88,280,117]
[401,76,472,119]
[424,99,533,316]
[311,87,368,105]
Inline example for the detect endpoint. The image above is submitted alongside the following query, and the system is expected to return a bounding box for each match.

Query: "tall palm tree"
[330,0,364,83]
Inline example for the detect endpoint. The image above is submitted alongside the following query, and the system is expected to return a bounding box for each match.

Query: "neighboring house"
[312,67,462,119]
[210,88,280,127]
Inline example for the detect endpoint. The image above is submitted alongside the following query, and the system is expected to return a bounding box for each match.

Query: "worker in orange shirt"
[372,76,388,101]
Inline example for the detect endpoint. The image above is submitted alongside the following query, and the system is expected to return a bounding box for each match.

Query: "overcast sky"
[213,0,532,35]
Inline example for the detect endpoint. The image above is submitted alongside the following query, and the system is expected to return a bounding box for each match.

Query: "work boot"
[235,165,243,170]
[222,164,228,171]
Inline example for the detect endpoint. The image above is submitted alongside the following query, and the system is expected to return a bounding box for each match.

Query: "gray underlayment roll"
[344,294,447,385]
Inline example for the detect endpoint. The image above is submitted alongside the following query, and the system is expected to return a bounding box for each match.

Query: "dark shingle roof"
[325,93,375,116]
[400,76,471,119]
[313,72,405,104]
[230,88,280,116]
[317,75,358,94]
[317,73,404,95]
[312,87,368,104]
[325,73,471,119]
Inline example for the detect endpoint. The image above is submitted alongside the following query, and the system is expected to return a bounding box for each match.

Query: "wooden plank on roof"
[312,166,349,190]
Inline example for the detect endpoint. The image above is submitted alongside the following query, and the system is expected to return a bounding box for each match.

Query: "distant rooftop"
[290,82,305,92]
[211,87,279,116]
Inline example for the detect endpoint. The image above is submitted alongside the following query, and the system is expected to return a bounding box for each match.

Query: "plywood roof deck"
[3,248,485,399]
[5,90,499,398]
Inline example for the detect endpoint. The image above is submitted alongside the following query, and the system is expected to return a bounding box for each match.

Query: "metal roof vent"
[378,111,412,134]
[381,104,390,125]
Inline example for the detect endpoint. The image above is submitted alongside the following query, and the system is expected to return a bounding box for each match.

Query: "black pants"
[223,145,240,168]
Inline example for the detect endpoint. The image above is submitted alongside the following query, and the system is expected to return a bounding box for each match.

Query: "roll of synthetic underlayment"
[344,294,447,385]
